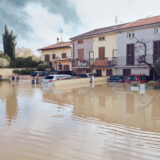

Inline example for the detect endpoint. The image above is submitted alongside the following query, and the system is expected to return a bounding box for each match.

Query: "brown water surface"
[0,82,160,160]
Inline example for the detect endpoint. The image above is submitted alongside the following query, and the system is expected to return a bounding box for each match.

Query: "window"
[96,70,102,77]
[154,28,160,35]
[52,54,56,59]
[99,47,105,59]
[62,53,66,58]
[106,69,112,76]
[78,49,84,61]
[45,54,50,62]
[64,65,70,71]
[153,40,160,64]
[126,44,134,65]
[127,32,135,38]
[59,64,62,71]
[78,40,83,44]
[123,69,131,76]
[99,36,105,41]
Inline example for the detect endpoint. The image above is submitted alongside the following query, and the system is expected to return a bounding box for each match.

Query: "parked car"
[126,75,148,84]
[31,71,48,77]
[77,74,88,78]
[108,75,126,82]
[88,73,101,77]
[58,71,77,76]
[42,74,73,84]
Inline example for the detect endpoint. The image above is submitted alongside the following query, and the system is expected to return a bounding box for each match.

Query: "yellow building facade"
[39,41,72,71]
[92,33,117,76]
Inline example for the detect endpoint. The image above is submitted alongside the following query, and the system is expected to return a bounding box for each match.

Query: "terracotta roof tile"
[38,41,72,51]
[71,24,126,40]
[121,15,160,29]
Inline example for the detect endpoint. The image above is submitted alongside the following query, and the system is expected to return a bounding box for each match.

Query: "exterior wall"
[114,68,150,76]
[93,33,117,59]
[73,38,94,60]
[0,68,22,80]
[117,26,160,67]
[54,77,108,87]
[41,48,72,62]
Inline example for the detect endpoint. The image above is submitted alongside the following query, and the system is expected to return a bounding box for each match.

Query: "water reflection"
[42,84,160,132]
[0,82,18,125]
[0,82,160,160]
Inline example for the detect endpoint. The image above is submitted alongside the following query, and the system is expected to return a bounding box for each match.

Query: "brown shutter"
[78,49,84,61]
[99,47,105,59]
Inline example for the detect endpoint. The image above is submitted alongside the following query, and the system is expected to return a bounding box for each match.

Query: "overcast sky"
[0,0,160,53]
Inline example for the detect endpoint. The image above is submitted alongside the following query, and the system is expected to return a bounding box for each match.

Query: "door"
[96,69,102,77]
[123,69,131,76]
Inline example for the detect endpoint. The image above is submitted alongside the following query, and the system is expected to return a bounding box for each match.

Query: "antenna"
[60,28,63,41]
[115,16,118,25]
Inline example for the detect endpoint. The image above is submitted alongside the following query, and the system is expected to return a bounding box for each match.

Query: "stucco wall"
[41,48,72,61]
[117,26,160,67]
[54,77,108,87]
[93,33,117,59]
[114,68,150,76]
[73,38,93,60]
[0,68,21,80]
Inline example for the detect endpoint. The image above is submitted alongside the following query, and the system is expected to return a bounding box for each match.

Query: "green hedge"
[13,68,36,75]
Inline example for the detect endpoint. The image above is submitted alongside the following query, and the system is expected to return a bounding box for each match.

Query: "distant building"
[116,15,160,78]
[38,39,72,71]
[70,24,124,76]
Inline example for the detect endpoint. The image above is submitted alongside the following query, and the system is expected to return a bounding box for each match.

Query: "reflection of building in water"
[43,84,160,132]
[0,83,18,125]
[6,86,18,125]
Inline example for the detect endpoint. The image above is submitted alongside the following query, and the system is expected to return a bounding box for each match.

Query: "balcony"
[73,57,117,68]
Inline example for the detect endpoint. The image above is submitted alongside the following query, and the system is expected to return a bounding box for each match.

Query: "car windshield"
[31,72,38,76]
[128,76,138,81]
[44,76,54,80]
[110,76,121,80]
[78,74,87,78]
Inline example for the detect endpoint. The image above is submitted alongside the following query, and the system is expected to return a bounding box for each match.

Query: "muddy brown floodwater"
[0,82,160,160]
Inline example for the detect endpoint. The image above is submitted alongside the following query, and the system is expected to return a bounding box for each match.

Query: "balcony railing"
[72,57,117,67]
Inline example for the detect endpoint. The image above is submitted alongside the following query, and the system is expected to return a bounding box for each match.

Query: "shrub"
[131,81,138,86]
[37,62,51,71]
[10,56,40,68]
[13,68,36,75]
[0,53,10,68]
[148,81,159,86]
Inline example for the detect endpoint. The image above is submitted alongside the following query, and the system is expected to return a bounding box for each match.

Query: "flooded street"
[0,82,160,160]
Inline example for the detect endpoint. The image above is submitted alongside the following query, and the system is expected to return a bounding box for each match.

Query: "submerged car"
[42,74,73,84]
[108,75,126,82]
[31,71,48,77]
[77,74,88,78]
[126,75,148,84]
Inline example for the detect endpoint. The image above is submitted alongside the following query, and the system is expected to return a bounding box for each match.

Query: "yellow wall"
[54,77,108,87]
[0,68,22,80]
[41,48,72,61]
[93,33,117,59]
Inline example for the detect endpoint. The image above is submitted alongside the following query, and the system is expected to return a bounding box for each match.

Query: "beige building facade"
[39,41,72,71]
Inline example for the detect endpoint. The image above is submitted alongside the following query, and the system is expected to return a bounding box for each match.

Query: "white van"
[42,74,73,84]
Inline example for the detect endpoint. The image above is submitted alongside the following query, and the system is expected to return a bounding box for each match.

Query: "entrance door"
[96,69,102,77]
[123,69,131,76]
[64,65,70,71]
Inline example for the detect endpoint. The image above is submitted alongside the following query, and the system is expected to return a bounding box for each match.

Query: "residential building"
[71,24,124,76]
[116,15,160,78]
[38,40,72,71]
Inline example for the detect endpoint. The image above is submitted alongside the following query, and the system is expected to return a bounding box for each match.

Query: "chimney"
[57,37,60,43]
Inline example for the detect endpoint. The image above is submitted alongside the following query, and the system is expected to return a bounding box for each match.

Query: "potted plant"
[147,81,160,89]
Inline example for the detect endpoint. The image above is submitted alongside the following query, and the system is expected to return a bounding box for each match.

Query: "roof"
[38,41,72,51]
[70,24,126,40]
[121,15,160,29]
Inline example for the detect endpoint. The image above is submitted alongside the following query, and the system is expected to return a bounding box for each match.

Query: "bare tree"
[134,37,158,80]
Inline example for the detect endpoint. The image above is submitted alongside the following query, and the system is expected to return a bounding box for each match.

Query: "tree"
[134,37,158,80]
[3,25,16,60]
[154,59,160,79]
